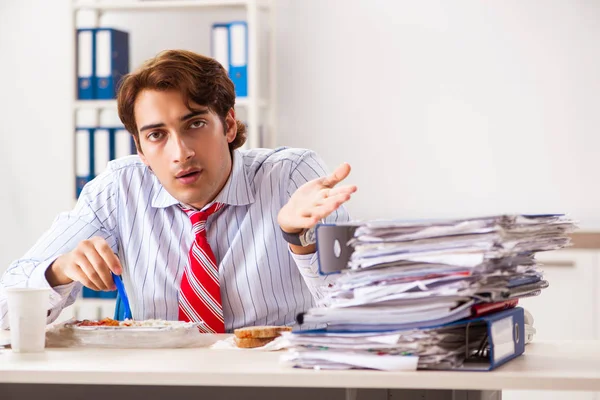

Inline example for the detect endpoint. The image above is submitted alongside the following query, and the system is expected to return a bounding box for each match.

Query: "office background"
[2,2,600,398]
[0,1,598,286]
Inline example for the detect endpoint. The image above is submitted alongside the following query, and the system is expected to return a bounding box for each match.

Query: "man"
[0,50,356,332]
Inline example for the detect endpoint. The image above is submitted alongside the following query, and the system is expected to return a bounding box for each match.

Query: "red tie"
[178,202,226,333]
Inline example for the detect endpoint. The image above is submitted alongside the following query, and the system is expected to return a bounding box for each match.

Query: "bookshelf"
[71,0,276,152]
[70,0,277,318]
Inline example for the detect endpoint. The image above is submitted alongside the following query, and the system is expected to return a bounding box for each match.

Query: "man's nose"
[173,136,195,163]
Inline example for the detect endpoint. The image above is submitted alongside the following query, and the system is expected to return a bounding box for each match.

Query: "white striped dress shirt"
[0,147,349,331]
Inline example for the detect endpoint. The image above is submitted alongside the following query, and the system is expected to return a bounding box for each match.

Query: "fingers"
[278,163,355,234]
[69,237,120,291]
[83,247,116,290]
[67,257,101,291]
[321,163,351,188]
[296,192,354,225]
[321,184,358,200]
[309,192,353,221]
[74,255,106,291]
[94,238,123,275]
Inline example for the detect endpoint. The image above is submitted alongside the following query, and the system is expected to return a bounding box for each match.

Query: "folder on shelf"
[229,21,248,97]
[81,287,99,299]
[75,110,98,197]
[97,109,132,162]
[211,23,230,73]
[75,128,93,198]
[211,21,247,97]
[95,28,129,100]
[76,28,96,100]
[113,128,136,159]
[93,128,111,176]
[80,287,117,300]
[98,289,118,299]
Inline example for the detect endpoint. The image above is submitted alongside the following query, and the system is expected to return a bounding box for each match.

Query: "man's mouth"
[178,171,199,178]
[176,169,202,184]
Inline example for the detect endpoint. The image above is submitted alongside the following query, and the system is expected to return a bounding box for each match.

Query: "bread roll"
[234,325,292,339]
[233,336,275,349]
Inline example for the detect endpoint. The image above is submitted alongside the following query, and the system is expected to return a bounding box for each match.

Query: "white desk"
[1,336,599,400]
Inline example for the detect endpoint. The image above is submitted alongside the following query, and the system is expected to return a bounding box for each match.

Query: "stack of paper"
[282,321,488,371]
[283,214,576,371]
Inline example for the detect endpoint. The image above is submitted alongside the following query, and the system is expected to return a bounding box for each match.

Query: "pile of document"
[283,214,576,371]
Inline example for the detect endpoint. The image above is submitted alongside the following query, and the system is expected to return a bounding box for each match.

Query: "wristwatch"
[280,226,317,247]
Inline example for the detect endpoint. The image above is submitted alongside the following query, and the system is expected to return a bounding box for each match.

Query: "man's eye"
[147,132,164,141]
[190,120,206,129]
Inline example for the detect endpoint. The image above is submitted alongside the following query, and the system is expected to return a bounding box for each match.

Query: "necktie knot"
[181,203,225,236]
[180,203,225,235]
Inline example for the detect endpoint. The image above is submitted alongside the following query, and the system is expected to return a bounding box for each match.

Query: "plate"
[69,318,199,331]
[47,318,217,349]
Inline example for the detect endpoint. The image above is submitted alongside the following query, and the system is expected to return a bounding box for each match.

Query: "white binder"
[211,24,230,72]
[114,128,135,159]
[77,29,94,99]
[93,128,111,176]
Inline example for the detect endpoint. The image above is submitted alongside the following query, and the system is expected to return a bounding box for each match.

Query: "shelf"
[74,97,267,110]
[72,0,270,11]
[237,97,268,108]
[71,0,276,150]
[74,100,118,109]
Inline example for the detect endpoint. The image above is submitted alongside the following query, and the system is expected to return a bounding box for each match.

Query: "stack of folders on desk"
[283,214,576,371]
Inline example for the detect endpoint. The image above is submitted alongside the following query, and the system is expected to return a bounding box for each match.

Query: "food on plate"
[71,318,196,328]
[75,318,120,327]
[233,325,292,348]
[46,318,214,349]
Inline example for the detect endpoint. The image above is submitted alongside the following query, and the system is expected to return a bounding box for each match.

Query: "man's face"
[134,89,237,209]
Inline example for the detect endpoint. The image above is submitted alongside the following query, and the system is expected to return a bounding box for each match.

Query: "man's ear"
[225,108,237,144]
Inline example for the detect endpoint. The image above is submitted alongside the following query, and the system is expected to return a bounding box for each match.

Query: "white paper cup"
[6,288,50,353]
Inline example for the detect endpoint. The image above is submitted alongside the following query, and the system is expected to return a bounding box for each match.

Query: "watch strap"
[280,228,303,246]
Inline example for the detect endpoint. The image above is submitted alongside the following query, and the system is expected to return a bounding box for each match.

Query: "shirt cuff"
[28,256,77,307]
[288,247,320,276]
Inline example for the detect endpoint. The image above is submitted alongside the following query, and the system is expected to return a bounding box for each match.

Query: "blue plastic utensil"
[111,273,132,320]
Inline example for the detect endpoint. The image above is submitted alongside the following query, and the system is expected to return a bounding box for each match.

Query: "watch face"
[304,227,317,244]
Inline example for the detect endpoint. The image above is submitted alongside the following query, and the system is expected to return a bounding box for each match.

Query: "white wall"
[0,0,599,273]
[0,0,73,272]
[276,0,600,226]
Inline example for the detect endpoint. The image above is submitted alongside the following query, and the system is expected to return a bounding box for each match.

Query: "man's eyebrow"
[139,122,165,132]
[139,110,209,132]
[180,109,209,121]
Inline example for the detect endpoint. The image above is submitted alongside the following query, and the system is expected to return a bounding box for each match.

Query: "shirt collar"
[151,150,255,209]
